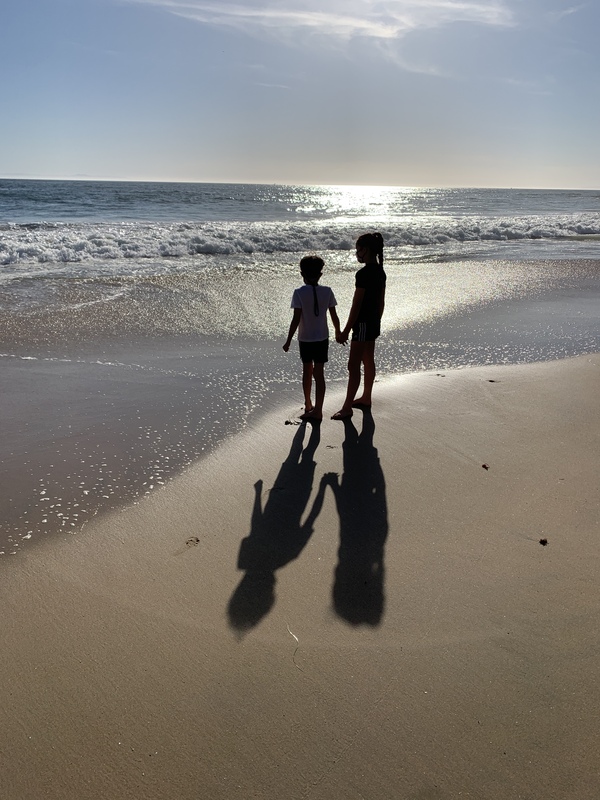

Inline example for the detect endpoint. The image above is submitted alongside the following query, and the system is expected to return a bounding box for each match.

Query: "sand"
[2,354,599,800]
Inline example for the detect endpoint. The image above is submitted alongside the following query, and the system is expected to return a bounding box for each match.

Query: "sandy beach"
[2,353,599,799]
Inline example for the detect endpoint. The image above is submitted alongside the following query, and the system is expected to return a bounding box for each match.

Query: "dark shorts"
[351,321,381,342]
[299,338,329,364]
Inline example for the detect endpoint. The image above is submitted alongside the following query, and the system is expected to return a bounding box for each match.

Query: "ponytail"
[356,232,384,266]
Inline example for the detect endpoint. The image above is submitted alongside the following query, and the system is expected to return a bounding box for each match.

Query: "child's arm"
[328,306,341,338]
[283,308,302,352]
[338,288,365,343]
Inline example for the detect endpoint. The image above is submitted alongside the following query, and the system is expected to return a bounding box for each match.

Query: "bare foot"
[351,399,372,410]
[331,409,353,420]
[300,408,322,421]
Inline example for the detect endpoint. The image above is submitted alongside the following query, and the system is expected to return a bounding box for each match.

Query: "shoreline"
[0,335,308,555]
[2,354,599,799]
[3,253,600,557]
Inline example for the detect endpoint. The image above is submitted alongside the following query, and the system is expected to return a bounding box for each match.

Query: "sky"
[1,0,599,188]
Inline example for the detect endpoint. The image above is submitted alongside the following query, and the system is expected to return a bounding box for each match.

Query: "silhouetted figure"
[283,255,341,421]
[227,422,327,632]
[326,410,388,625]
[332,232,386,420]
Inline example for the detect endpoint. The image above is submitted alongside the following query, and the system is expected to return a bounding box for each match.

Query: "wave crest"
[1,214,599,267]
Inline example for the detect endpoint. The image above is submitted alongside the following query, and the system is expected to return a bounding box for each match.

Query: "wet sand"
[3,259,599,557]
[2,354,599,799]
[0,337,301,555]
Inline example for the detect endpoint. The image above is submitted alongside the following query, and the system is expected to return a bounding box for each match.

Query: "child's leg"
[353,341,376,407]
[312,362,325,417]
[302,361,314,411]
[332,341,364,419]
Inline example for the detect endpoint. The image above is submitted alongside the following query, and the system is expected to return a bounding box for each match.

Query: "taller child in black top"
[331,232,386,420]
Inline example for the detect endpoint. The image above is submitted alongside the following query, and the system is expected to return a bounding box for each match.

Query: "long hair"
[356,232,384,266]
[299,255,324,316]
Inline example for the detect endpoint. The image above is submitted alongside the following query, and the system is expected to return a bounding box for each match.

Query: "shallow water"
[2,257,598,558]
[1,180,599,558]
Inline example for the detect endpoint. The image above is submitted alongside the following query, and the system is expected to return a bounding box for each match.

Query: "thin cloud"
[254,82,291,89]
[499,76,554,96]
[547,4,588,23]
[125,0,515,42]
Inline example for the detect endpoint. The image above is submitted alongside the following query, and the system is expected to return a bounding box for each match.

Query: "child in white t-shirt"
[283,255,340,421]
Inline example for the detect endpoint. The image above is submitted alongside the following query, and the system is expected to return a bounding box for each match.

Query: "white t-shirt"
[291,284,337,342]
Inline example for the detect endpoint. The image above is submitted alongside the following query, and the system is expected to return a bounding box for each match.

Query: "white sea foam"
[1,183,598,343]
[2,183,598,558]
[1,214,599,273]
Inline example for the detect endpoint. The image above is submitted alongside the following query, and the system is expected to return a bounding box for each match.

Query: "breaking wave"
[2,213,600,269]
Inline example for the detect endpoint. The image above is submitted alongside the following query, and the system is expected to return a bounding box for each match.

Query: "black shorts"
[299,339,329,364]
[352,321,381,342]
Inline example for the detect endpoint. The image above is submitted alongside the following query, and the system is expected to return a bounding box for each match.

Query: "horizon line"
[1,175,598,192]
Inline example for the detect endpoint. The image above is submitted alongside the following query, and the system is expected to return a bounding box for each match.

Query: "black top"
[355,262,386,324]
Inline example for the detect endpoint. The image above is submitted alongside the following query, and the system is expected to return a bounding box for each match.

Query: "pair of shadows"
[227,411,388,632]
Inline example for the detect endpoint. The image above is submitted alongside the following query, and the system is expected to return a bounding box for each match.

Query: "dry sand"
[2,354,599,800]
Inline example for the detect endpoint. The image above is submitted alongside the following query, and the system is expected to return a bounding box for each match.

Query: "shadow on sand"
[227,409,388,632]
[326,410,388,626]
[227,421,327,632]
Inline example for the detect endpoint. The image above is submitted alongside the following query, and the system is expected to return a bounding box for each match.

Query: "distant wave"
[1,215,600,267]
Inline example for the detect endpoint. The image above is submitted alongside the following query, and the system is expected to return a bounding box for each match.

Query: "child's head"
[300,255,324,285]
[356,232,384,266]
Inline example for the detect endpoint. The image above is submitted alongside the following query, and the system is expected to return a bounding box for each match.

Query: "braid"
[299,254,323,316]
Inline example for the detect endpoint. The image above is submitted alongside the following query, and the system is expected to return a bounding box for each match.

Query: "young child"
[331,232,386,420]
[283,255,340,421]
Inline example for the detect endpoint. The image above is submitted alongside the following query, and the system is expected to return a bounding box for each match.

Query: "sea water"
[1,180,599,348]
[1,181,599,553]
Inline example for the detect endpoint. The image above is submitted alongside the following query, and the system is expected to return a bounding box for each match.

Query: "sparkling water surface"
[1,180,599,338]
[1,180,598,555]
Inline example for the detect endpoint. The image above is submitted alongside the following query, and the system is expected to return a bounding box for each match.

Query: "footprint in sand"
[173,536,201,556]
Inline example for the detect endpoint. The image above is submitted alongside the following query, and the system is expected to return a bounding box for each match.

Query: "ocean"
[1,180,599,554]
[2,180,599,345]
[3,181,600,267]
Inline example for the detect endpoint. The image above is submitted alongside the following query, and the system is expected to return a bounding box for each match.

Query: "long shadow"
[326,411,388,626]
[227,421,327,632]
